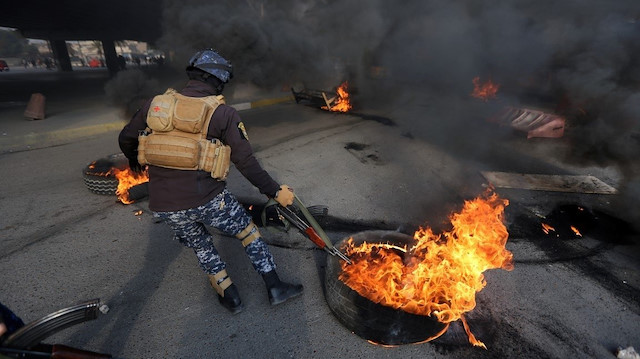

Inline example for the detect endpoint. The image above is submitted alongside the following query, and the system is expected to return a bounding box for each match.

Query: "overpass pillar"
[101,40,120,76]
[50,40,72,72]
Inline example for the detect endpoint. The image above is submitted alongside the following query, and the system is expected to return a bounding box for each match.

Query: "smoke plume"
[157,0,640,221]
[104,69,161,118]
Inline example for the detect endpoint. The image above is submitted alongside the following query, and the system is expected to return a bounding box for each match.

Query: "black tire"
[82,153,129,195]
[325,230,448,345]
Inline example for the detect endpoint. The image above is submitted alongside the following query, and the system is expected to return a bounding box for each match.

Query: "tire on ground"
[82,153,129,195]
[324,230,447,345]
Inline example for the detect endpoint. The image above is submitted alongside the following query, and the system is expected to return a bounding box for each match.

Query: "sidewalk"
[0,87,294,153]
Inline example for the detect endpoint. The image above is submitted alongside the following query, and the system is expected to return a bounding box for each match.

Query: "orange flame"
[570,226,582,237]
[471,77,500,101]
[339,191,513,348]
[112,167,149,204]
[541,223,555,234]
[323,81,353,112]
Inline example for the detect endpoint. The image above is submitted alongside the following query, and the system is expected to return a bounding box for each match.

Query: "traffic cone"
[24,93,46,120]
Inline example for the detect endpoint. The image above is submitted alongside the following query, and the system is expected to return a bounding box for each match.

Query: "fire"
[471,77,500,101]
[112,167,149,204]
[322,81,352,112]
[541,223,555,234]
[570,226,582,237]
[339,191,513,348]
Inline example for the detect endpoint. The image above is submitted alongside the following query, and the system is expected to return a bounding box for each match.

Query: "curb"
[230,95,294,111]
[1,95,294,153]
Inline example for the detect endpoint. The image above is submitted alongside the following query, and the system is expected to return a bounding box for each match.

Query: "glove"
[275,185,294,207]
[129,158,145,174]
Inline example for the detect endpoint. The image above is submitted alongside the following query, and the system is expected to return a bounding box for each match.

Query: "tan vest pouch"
[212,144,231,180]
[137,133,149,165]
[172,94,212,133]
[200,139,231,180]
[147,90,177,132]
[138,132,201,169]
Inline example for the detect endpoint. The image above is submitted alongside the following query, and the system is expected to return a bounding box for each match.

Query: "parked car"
[0,60,9,72]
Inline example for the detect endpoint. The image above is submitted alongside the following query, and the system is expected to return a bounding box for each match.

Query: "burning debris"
[536,204,633,243]
[472,76,566,139]
[321,82,353,112]
[541,222,555,235]
[542,222,582,237]
[492,107,566,139]
[112,167,149,204]
[292,81,353,112]
[337,191,513,348]
[570,225,582,237]
[469,76,567,139]
[83,154,149,204]
[471,77,500,102]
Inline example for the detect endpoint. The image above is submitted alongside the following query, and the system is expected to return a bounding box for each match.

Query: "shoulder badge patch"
[238,122,249,141]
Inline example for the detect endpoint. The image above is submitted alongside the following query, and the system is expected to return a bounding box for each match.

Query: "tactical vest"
[137,89,231,180]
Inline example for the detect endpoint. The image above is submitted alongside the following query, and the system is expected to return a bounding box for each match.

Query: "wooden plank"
[481,171,617,194]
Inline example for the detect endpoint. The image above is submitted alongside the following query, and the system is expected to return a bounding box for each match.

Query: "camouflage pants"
[153,188,276,276]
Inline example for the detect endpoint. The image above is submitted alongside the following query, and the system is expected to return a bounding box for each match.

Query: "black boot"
[262,270,303,305]
[218,283,244,314]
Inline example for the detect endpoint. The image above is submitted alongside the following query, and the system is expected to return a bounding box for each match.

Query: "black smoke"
[157,0,640,222]
[157,0,639,130]
[104,69,162,118]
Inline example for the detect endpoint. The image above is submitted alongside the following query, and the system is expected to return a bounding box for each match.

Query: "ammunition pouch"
[137,89,231,180]
[201,139,231,180]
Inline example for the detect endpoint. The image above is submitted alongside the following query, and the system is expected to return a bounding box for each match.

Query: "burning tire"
[82,153,129,195]
[325,230,448,345]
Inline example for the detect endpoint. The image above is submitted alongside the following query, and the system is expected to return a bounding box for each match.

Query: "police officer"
[118,49,303,314]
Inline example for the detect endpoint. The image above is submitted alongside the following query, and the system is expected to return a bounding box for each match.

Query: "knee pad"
[235,221,261,247]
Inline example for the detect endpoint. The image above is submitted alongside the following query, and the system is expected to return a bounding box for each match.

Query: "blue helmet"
[187,49,233,83]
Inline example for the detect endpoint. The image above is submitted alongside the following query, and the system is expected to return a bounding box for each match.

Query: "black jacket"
[118,80,280,212]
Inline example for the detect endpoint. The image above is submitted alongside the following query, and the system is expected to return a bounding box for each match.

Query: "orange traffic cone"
[24,93,46,120]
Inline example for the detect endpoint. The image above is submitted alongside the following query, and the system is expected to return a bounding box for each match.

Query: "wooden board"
[481,171,617,194]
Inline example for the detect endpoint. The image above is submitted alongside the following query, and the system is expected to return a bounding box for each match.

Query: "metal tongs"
[274,196,352,264]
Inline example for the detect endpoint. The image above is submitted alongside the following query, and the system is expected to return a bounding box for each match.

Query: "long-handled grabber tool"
[274,196,351,264]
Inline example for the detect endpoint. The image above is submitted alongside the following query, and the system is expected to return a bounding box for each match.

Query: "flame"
[366,340,397,348]
[339,191,513,348]
[570,226,582,237]
[471,77,500,101]
[541,223,555,234]
[323,81,352,112]
[86,161,149,204]
[112,167,149,204]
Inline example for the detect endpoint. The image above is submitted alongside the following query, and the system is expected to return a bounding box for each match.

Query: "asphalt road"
[0,69,639,359]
